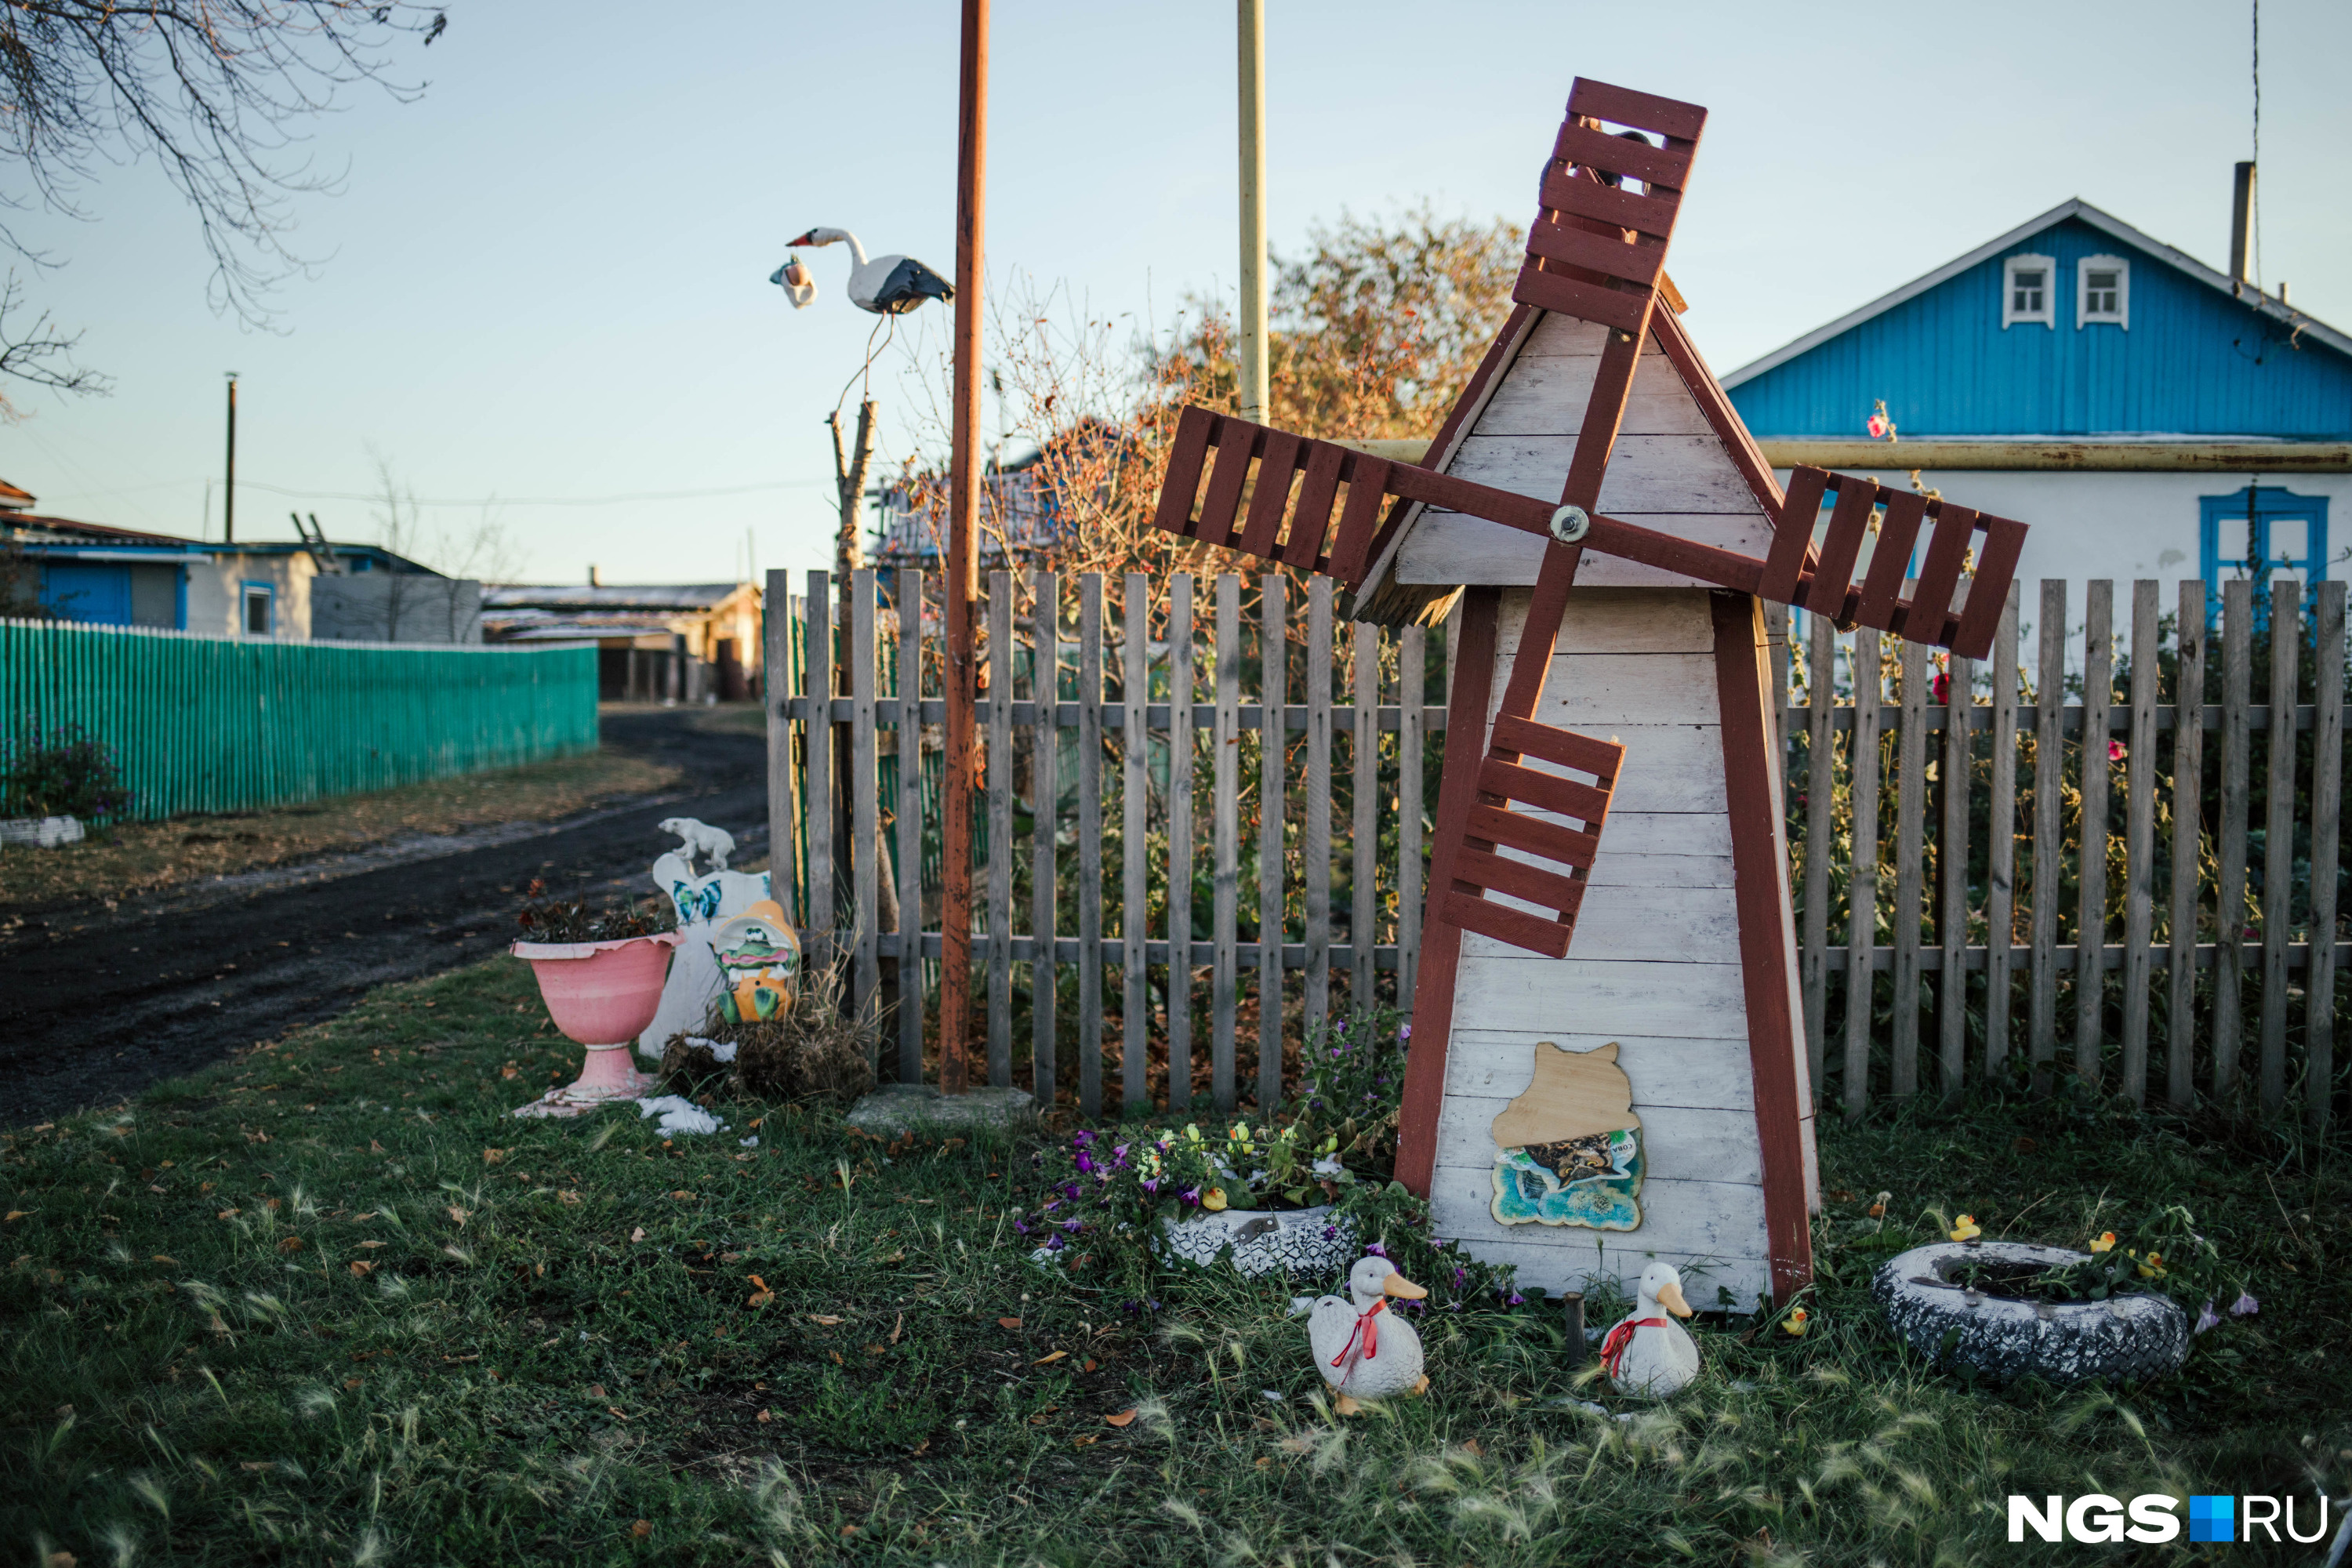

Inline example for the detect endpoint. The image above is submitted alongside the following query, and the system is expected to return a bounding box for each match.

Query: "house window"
[241,582,275,637]
[2078,255,2129,329]
[2198,485,2331,626]
[2002,254,2055,328]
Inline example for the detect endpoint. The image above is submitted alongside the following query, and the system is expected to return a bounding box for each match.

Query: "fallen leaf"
[808,1313,844,1326]
[446,1207,468,1227]
[1073,1434,1098,1448]
[483,1149,506,1164]
[500,1065,519,1080]
[151,1255,176,1265]
[829,1349,843,1364]
[5,1210,29,1223]
[747,1275,775,1308]
[670,1190,695,1200]
[631,1521,650,1540]
[864,1343,886,1356]
[589,1385,606,1397]
[607,1407,628,1421]
[756,1408,773,1423]
[630,1227,646,1243]
[217,1210,238,1221]
[1082,1358,1098,1373]
[368,1141,385,1154]
[890,1312,903,1345]
[442,1354,480,1363]
[839,1525,860,1537]
[276,1236,304,1254]
[343,1377,362,1390]
[349,1261,374,1277]
[997,1316,1022,1329]
[358,1240,387,1250]
[1104,1409,1138,1428]
[557,1191,582,1206]
[1461,1438,1485,1457]
[1033,1350,1067,1366]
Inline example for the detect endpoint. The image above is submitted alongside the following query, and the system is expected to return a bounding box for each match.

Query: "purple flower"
[1013,1219,1033,1236]
[2194,1302,2222,1334]
[1112,1144,1132,1170]
[1074,1152,1098,1176]
[1060,1182,1081,1201]
[1452,1266,1467,1290]
[1141,1178,1161,1195]
[1365,1242,1387,1258]
[1046,1233,1065,1252]
[1040,1199,1061,1214]
[1059,1219,1083,1232]
[1178,1185,1201,1207]
[2230,1290,2259,1317]
[1322,1225,1338,1241]
[1506,1292,1525,1308]
[1072,1129,1096,1148]
[1399,1024,1411,1040]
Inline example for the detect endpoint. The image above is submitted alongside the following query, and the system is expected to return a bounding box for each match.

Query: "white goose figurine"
[1601,1261,1700,1398]
[1308,1255,1430,1414]
[774,227,953,315]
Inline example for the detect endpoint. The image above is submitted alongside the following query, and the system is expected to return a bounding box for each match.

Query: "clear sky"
[3,0,2343,587]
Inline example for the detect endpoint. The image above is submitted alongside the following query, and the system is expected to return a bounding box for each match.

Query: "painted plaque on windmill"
[1489,1041,1643,1231]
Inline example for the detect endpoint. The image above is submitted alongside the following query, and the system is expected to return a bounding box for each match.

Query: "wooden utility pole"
[941,0,987,1093]
[223,372,240,545]
[1236,0,1267,420]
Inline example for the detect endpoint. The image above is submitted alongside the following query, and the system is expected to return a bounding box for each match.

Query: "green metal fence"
[0,619,600,821]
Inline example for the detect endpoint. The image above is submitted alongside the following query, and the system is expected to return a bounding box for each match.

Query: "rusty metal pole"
[940,0,987,1094]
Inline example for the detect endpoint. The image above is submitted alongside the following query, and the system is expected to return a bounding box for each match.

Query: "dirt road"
[0,707,769,1125]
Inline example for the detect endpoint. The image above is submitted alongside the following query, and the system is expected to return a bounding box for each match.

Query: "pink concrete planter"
[511,932,681,1118]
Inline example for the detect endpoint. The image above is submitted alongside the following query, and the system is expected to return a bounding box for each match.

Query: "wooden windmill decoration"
[1154,78,2031,1305]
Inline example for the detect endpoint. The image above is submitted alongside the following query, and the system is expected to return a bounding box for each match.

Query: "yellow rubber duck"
[2089,1232,2118,1254]
[1949,1214,1983,1243]
[1782,1307,1810,1338]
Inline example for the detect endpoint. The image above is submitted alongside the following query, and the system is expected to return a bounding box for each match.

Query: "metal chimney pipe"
[2229,161,2256,290]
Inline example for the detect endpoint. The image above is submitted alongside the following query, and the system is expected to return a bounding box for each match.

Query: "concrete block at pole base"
[845,1083,1036,1139]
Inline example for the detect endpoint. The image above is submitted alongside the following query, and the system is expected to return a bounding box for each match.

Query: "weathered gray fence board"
[1122,575,1150,1111]
[850,572,880,1038]
[1260,575,1288,1110]
[1304,579,1334,1042]
[1802,610,1832,1088]
[1214,574,1240,1112]
[2216,581,2251,1092]
[1891,637,1926,1098]
[2310,581,2345,1131]
[1985,584,2020,1076]
[2030,581,2065,1074]
[805,571,834,971]
[2074,581,2112,1084]
[2120,581,2158,1102]
[1351,620,1377,1010]
[1077,575,1105,1117]
[987,573,1014,1088]
[1167,574,1196,1112]
[1029,571,1058,1104]
[2260,581,2299,1116]
[1399,624,1425,1014]
[2167,578,2205,1109]
[1844,627,1882,1116]
[1939,648,1973,1098]
[898,572,925,1084]
[763,569,797,924]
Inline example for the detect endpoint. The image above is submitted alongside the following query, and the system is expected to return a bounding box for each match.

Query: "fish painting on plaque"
[1489,1041,1644,1232]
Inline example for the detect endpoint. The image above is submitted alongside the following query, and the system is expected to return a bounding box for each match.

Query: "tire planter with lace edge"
[1872,1241,2190,1385]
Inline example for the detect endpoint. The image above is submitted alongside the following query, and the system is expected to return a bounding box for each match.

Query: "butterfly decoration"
[670,880,725,926]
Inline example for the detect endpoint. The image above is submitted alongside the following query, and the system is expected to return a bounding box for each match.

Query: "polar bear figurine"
[657,817,735,873]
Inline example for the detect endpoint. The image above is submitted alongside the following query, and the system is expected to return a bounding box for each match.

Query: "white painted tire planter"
[1873,1241,2190,1386]
[0,815,83,849]
[1158,1205,1358,1280]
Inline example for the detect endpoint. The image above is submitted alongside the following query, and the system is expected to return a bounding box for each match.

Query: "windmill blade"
[1152,411,2026,660]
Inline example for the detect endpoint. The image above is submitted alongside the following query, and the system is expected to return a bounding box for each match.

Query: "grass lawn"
[0,749,681,914]
[2,956,2346,1565]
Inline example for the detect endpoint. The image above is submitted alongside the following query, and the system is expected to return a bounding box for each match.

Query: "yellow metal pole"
[1236,0,1267,422]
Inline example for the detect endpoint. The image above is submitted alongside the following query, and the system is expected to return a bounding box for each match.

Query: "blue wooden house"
[1720,197,2351,609]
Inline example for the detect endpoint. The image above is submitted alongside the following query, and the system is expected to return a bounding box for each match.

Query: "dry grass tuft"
[663,959,874,1107]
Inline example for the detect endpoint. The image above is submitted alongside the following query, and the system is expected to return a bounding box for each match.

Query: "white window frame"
[2076,254,2129,330]
[2002,253,2056,329]
[241,581,275,637]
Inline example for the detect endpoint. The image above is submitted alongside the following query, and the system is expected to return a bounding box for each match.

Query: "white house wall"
[183,551,315,639]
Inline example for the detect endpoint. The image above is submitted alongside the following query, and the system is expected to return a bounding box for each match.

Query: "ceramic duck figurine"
[1309,1255,1430,1414]
[1600,1261,1700,1398]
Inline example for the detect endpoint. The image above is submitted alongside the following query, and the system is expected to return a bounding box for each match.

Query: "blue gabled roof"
[1722,198,2352,440]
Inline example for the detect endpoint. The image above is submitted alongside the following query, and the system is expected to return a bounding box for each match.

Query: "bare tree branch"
[0,2,447,332]
[0,269,107,419]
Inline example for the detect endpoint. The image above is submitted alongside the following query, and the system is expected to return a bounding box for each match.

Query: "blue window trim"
[240,579,276,637]
[2198,485,2331,626]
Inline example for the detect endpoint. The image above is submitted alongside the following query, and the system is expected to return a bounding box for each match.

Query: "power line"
[92,476,838,509]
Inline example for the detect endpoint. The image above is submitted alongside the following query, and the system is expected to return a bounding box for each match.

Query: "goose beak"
[1381,1272,1428,1301]
[1656,1280,1693,1318]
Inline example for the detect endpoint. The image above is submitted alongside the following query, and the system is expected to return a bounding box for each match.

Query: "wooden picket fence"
[764,569,2350,1131]
[763,568,1443,1117]
[1781,577,2347,1130]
